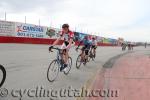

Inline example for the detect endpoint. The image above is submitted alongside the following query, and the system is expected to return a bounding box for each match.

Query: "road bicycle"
[47,47,72,82]
[76,48,92,69]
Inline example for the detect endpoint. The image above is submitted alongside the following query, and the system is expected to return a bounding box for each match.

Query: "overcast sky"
[0,0,150,42]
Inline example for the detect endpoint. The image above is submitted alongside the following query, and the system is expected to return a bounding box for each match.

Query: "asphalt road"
[0,44,149,100]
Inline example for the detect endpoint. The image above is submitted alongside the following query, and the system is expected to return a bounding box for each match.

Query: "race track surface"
[0,44,149,100]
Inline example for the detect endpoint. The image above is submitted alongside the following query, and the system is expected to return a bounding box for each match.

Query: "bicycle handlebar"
[49,47,62,53]
[52,47,61,50]
[76,47,91,53]
[76,47,90,51]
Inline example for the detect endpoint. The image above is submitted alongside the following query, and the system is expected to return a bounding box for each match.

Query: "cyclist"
[128,42,131,50]
[121,42,127,51]
[91,37,97,57]
[76,35,92,63]
[49,24,74,71]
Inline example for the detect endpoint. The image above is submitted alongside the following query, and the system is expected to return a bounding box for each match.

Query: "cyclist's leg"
[91,46,93,54]
[85,49,89,60]
[60,43,66,61]
[61,49,66,63]
[81,47,85,61]
[59,49,68,71]
[94,46,96,56]
[60,43,67,69]
[61,42,71,68]
[64,49,69,64]
[92,46,95,55]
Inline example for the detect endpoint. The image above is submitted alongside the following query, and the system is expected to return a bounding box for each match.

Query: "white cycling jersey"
[92,40,97,46]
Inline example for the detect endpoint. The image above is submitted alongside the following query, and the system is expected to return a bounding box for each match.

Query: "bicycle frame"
[79,47,95,61]
[53,48,63,68]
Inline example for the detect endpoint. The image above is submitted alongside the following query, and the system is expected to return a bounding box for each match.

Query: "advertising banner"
[108,38,117,44]
[102,38,108,43]
[0,20,15,36]
[97,36,103,43]
[74,32,80,41]
[15,22,47,38]
[46,27,61,39]
[78,33,87,40]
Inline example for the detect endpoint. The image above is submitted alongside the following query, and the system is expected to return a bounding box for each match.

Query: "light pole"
[39,19,41,26]
[25,16,26,23]
[4,12,6,21]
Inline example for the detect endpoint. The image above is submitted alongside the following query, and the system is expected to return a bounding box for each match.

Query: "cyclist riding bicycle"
[49,24,74,71]
[91,37,97,57]
[76,35,92,62]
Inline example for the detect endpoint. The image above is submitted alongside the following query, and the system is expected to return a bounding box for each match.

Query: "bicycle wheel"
[89,53,95,61]
[84,55,89,66]
[94,53,96,58]
[47,60,59,82]
[76,55,82,69]
[0,65,6,88]
[64,57,72,75]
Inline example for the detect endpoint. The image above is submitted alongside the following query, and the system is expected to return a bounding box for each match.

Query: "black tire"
[0,65,6,88]
[47,60,59,82]
[76,55,82,69]
[64,57,72,75]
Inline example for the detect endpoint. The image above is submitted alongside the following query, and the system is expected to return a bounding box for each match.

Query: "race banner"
[0,20,15,36]
[15,22,47,38]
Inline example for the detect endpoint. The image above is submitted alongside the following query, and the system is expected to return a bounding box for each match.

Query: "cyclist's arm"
[67,38,74,49]
[90,43,92,50]
[95,41,98,47]
[52,36,62,46]
[77,40,83,48]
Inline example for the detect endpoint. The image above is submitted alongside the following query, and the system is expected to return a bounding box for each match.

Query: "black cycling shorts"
[82,45,89,55]
[92,45,97,49]
[64,41,69,46]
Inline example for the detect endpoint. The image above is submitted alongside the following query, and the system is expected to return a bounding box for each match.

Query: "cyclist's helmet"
[62,24,69,28]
